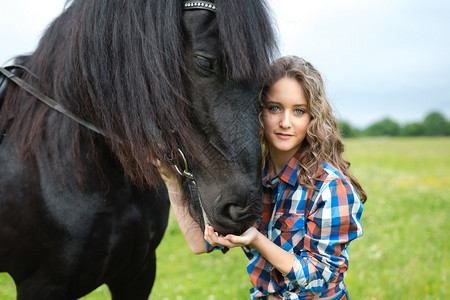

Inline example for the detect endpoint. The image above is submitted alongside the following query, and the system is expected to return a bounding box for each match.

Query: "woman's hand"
[204,225,260,248]
[206,224,296,275]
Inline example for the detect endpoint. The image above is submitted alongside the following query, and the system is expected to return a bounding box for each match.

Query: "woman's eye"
[294,108,305,115]
[268,105,280,112]
[195,56,215,71]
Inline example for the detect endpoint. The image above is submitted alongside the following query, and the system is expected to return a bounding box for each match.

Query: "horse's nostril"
[228,205,239,221]
[227,204,251,223]
[212,196,261,235]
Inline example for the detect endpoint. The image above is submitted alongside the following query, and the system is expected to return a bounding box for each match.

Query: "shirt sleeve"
[205,240,229,254]
[285,178,364,293]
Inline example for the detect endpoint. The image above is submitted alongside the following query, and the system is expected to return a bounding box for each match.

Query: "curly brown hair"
[259,56,367,203]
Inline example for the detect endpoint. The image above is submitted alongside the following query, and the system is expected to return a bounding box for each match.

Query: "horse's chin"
[208,202,261,236]
[187,200,258,236]
[212,220,256,237]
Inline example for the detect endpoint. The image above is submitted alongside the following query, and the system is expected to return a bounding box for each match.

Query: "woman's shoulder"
[318,162,346,182]
[314,163,358,195]
[312,163,363,208]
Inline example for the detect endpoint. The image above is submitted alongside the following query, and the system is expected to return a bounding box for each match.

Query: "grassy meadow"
[1,137,449,299]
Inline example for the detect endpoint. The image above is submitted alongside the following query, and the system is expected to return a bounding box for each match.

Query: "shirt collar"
[263,149,301,188]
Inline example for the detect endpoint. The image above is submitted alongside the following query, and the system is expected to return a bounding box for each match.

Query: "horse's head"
[164,1,276,235]
[174,4,261,234]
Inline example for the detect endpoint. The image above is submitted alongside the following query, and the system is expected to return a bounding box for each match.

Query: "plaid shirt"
[243,153,364,299]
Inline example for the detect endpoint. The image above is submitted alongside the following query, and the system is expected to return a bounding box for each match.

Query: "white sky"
[1,0,449,128]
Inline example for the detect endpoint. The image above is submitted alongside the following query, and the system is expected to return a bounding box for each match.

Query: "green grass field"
[1,137,449,299]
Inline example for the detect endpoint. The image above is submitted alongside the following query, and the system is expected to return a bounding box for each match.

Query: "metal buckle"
[170,148,195,180]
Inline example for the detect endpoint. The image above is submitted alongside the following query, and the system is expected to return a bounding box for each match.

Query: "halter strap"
[0,66,105,136]
[183,1,216,12]
[168,148,211,226]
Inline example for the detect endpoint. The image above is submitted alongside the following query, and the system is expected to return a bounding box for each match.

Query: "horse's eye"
[195,56,215,72]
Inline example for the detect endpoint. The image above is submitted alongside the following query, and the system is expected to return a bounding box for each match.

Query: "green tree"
[401,122,425,136]
[422,111,449,136]
[338,120,359,138]
[363,118,400,136]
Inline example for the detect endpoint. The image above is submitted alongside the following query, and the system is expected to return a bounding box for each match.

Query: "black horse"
[0,0,276,299]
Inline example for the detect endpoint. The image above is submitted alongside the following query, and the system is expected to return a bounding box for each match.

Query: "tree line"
[339,111,450,138]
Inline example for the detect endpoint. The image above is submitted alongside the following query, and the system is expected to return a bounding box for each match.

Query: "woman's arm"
[204,225,295,274]
[160,171,207,254]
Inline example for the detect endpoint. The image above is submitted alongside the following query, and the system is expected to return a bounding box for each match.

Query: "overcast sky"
[1,0,449,128]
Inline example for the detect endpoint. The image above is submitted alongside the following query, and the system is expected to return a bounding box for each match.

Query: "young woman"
[161,56,366,299]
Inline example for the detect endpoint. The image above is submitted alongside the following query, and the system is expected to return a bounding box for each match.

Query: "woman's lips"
[276,133,292,139]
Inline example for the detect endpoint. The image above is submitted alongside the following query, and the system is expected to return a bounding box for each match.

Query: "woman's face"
[262,77,311,163]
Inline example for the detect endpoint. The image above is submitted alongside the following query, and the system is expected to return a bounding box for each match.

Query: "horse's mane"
[1,0,277,187]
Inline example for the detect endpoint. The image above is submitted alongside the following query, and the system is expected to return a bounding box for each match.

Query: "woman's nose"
[279,112,291,128]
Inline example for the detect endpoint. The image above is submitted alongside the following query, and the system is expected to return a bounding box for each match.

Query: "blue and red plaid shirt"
[244,153,364,299]
[207,153,364,299]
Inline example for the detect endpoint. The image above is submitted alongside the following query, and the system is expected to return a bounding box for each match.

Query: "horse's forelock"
[77,0,202,186]
[215,0,278,82]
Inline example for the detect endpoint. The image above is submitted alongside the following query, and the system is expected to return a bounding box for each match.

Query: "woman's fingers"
[204,225,217,245]
[225,227,258,246]
[204,225,260,248]
[224,234,248,246]
[204,225,239,248]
